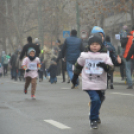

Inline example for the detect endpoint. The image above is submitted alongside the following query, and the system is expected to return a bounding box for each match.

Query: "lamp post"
[37,0,44,48]
[76,0,80,37]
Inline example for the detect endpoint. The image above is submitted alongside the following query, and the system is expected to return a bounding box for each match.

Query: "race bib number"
[28,63,37,70]
[85,59,104,75]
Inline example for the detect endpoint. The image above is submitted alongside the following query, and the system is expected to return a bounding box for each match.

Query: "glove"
[71,74,78,89]
[97,62,110,72]
[26,69,31,73]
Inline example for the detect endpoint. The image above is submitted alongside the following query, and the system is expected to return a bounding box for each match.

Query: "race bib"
[85,59,104,75]
[28,63,37,70]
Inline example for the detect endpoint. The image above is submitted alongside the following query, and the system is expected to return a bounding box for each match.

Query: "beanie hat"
[88,33,103,46]
[91,26,105,37]
[28,48,36,55]
[34,38,39,44]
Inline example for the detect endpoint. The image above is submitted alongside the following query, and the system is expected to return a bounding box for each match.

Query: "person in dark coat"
[56,39,66,83]
[105,35,116,89]
[10,50,19,80]
[20,36,40,60]
[62,29,83,88]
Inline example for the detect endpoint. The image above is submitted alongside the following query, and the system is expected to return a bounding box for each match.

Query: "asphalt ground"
[0,77,134,134]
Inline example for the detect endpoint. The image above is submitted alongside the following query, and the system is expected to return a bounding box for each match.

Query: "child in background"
[22,48,40,99]
[0,63,2,77]
[47,58,57,84]
[71,33,114,129]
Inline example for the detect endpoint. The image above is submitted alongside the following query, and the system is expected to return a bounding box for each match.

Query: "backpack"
[120,30,128,38]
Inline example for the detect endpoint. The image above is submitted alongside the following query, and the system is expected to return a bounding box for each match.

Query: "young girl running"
[71,33,114,129]
[22,48,40,99]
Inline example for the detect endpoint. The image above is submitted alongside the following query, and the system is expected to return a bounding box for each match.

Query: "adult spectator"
[124,26,134,89]
[62,29,83,88]
[10,50,19,80]
[20,36,40,60]
[56,39,66,83]
[118,43,125,80]
[105,35,116,89]
[1,51,9,76]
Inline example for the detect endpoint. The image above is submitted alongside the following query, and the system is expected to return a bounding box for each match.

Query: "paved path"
[0,77,134,134]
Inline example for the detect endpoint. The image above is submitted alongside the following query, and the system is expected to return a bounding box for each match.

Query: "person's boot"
[110,85,114,89]
[24,89,27,94]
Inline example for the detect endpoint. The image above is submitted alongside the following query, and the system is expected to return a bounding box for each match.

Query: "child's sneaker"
[97,117,101,124]
[24,89,27,94]
[31,95,36,99]
[90,121,98,129]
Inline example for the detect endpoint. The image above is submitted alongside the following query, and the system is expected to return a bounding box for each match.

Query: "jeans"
[39,70,43,79]
[18,69,24,77]
[66,62,74,80]
[125,59,133,86]
[66,62,79,85]
[62,61,66,82]
[3,64,8,76]
[11,68,17,80]
[120,62,125,78]
[50,77,57,84]
[46,70,50,77]
[86,90,102,121]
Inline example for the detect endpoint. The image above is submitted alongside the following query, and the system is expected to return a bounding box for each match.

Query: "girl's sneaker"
[31,95,36,99]
[90,121,98,129]
[24,89,27,94]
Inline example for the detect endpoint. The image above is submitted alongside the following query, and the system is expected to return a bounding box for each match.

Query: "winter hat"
[123,25,128,30]
[28,48,36,55]
[88,33,103,46]
[34,38,39,44]
[91,26,105,37]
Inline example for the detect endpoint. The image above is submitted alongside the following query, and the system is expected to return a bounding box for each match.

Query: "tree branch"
[23,26,38,33]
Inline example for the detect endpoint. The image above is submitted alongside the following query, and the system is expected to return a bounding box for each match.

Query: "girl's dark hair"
[105,35,111,42]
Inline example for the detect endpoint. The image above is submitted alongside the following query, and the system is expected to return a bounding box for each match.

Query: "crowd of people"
[0,25,134,129]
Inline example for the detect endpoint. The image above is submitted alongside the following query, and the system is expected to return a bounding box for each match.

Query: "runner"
[22,48,40,99]
[71,33,114,129]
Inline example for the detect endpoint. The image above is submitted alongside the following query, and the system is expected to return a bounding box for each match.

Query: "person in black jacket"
[10,50,19,80]
[56,39,66,83]
[20,36,40,60]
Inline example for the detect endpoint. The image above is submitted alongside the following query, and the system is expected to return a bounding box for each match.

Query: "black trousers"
[3,64,8,75]
[62,61,66,81]
[120,63,125,78]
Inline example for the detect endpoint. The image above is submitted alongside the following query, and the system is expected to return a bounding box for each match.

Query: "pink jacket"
[22,57,40,78]
[77,52,113,90]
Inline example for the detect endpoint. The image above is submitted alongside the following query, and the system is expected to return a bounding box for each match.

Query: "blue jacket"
[105,41,116,52]
[62,36,82,64]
